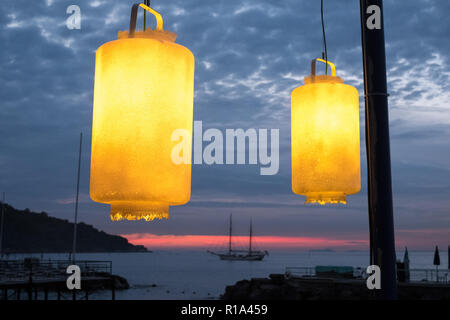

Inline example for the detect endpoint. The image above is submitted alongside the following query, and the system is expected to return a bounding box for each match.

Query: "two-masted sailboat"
[208,215,268,261]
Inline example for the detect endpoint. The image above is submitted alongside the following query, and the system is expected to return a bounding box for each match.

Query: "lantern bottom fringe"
[305,192,347,205]
[110,202,169,221]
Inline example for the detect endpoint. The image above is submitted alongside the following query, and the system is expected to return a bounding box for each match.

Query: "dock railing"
[285,266,450,284]
[0,259,112,283]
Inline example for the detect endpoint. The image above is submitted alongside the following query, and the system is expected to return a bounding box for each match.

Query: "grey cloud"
[0,0,449,248]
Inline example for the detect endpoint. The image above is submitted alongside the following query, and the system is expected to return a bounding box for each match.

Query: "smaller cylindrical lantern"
[90,4,194,221]
[291,59,361,204]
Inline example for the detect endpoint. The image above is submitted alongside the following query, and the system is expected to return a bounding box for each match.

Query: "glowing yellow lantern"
[90,4,194,221]
[291,59,360,204]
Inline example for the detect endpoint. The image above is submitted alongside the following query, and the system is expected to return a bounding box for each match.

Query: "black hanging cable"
[321,0,328,75]
[143,0,150,30]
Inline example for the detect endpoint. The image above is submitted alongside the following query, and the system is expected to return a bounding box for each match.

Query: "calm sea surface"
[7,250,448,300]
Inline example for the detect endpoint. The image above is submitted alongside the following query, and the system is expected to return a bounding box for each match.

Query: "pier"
[0,259,128,300]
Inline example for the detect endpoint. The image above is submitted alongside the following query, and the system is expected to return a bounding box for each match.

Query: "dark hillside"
[0,203,147,253]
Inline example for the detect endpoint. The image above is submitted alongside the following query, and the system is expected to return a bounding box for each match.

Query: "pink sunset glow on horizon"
[122,228,449,250]
[122,233,368,250]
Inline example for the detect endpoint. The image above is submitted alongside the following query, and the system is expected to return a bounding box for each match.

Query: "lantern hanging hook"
[129,2,163,37]
[311,58,336,77]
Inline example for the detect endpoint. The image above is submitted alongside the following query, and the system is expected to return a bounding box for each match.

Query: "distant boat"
[208,214,268,261]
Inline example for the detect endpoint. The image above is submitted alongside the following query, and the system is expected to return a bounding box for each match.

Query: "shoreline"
[222,274,450,300]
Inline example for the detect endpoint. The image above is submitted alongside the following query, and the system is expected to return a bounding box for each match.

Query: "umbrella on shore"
[403,247,410,282]
[403,247,409,265]
[433,246,440,281]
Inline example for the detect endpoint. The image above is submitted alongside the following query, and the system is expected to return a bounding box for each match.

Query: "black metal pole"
[28,265,33,300]
[359,0,397,299]
[0,192,5,259]
[111,276,115,300]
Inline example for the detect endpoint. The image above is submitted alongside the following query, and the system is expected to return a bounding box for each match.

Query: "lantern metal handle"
[311,58,336,77]
[129,2,163,37]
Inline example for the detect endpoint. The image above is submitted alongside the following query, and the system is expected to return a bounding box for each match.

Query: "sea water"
[6,250,447,300]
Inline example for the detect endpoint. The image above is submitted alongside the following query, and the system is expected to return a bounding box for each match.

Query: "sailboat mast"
[72,132,82,263]
[228,214,232,254]
[249,218,253,254]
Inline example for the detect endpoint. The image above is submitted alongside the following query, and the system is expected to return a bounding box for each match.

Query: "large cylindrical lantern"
[291,59,360,204]
[90,4,194,221]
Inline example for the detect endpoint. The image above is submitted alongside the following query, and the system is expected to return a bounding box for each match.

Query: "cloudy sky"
[1,0,449,251]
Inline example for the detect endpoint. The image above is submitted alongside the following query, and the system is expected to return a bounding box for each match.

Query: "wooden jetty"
[0,259,128,300]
